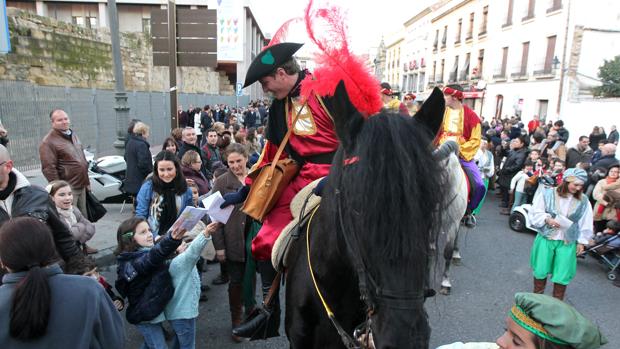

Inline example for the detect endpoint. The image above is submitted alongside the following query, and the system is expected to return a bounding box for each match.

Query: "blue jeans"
[137,323,167,349]
[170,318,196,349]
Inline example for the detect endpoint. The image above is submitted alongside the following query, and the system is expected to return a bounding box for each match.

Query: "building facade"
[402,6,434,100]
[385,35,403,91]
[393,0,620,142]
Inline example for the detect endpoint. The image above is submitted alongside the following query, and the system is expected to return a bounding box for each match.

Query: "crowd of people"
[470,114,620,289]
[0,39,614,348]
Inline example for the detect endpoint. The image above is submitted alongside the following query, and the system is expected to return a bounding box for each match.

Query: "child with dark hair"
[510,160,535,212]
[115,217,185,347]
[67,256,125,312]
[0,217,123,347]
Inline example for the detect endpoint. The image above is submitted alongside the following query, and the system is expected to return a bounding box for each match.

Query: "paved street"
[95,192,619,349]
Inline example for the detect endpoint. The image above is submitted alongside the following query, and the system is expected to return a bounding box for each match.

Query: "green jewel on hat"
[511,293,607,349]
[243,42,304,88]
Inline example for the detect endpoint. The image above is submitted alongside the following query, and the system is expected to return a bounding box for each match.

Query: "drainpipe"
[556,0,572,117]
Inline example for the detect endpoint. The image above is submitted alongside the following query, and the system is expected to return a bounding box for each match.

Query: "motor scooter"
[85,149,128,202]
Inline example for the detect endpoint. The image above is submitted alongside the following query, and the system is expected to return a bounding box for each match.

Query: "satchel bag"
[85,190,107,222]
[241,101,306,221]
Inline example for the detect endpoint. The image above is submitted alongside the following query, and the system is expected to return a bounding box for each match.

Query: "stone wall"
[0,8,232,94]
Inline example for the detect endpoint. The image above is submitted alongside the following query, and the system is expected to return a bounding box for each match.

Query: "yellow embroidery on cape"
[291,99,317,136]
[510,305,550,336]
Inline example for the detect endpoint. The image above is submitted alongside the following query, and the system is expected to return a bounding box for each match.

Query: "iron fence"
[0,80,248,171]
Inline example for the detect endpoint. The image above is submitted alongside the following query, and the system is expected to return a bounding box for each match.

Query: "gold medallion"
[291,100,317,136]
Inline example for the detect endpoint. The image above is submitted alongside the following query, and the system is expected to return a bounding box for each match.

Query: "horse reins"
[306,204,361,349]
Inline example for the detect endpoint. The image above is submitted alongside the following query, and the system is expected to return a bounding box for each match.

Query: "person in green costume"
[528,168,593,300]
[437,292,607,349]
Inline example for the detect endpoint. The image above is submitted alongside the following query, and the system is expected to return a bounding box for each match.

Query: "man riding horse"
[220,41,343,338]
[438,84,486,227]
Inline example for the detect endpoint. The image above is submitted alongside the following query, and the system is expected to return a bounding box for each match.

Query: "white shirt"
[529,190,593,244]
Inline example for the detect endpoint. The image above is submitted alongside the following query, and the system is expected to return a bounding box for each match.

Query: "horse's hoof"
[451,257,462,266]
[439,286,451,295]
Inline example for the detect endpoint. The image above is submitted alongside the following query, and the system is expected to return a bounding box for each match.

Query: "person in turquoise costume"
[527,168,593,300]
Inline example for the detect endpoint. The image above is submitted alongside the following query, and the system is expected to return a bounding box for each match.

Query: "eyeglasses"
[404,97,413,100]
[0,161,8,167]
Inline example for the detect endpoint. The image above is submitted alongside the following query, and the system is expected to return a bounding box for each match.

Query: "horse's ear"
[322,80,364,153]
[413,87,445,137]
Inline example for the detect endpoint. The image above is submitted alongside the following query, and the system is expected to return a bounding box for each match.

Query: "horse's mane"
[330,112,448,292]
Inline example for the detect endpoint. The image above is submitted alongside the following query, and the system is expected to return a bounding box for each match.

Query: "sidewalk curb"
[92,247,117,267]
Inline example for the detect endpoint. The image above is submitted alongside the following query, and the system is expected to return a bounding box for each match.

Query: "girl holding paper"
[211,143,252,342]
[136,151,193,236]
[528,168,593,300]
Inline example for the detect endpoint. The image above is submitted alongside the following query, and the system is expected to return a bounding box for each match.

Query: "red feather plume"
[266,17,303,49]
[299,0,382,117]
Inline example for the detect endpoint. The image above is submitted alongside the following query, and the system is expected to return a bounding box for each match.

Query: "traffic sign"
[236,82,243,96]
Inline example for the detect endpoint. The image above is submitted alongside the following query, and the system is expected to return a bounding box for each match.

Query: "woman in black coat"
[497,136,527,214]
[123,122,153,197]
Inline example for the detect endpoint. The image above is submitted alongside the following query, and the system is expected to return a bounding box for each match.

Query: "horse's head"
[324,85,448,348]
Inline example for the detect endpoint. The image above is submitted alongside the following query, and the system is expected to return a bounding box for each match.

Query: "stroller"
[578,231,620,281]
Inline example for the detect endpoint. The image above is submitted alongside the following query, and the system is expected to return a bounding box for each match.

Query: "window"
[439,59,445,82]
[441,25,447,48]
[520,42,529,74]
[495,95,504,119]
[480,6,488,36]
[477,49,485,77]
[523,0,536,20]
[537,99,549,121]
[412,73,418,91]
[418,72,425,92]
[494,47,508,78]
[433,30,439,51]
[432,61,437,82]
[142,18,151,35]
[455,18,462,44]
[547,0,562,13]
[543,35,557,72]
[72,16,85,27]
[450,56,459,82]
[466,12,474,39]
[501,47,508,75]
[460,53,470,81]
[504,0,514,27]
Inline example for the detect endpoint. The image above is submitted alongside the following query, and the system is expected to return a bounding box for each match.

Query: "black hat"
[243,42,304,88]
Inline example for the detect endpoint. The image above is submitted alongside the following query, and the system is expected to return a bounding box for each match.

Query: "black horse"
[284,82,448,349]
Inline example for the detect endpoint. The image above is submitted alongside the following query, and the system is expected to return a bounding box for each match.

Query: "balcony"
[492,68,507,81]
[448,72,458,83]
[510,66,529,80]
[533,63,556,79]
[458,71,469,82]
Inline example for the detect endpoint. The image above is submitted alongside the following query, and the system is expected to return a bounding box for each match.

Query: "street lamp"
[552,56,560,70]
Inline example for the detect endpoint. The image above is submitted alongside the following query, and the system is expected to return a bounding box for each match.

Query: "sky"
[250,0,431,55]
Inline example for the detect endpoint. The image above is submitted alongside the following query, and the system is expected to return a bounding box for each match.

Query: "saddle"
[271,177,323,271]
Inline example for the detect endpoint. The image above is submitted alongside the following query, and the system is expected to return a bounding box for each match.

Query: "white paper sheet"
[170,206,209,232]
[555,215,573,230]
[202,191,234,224]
